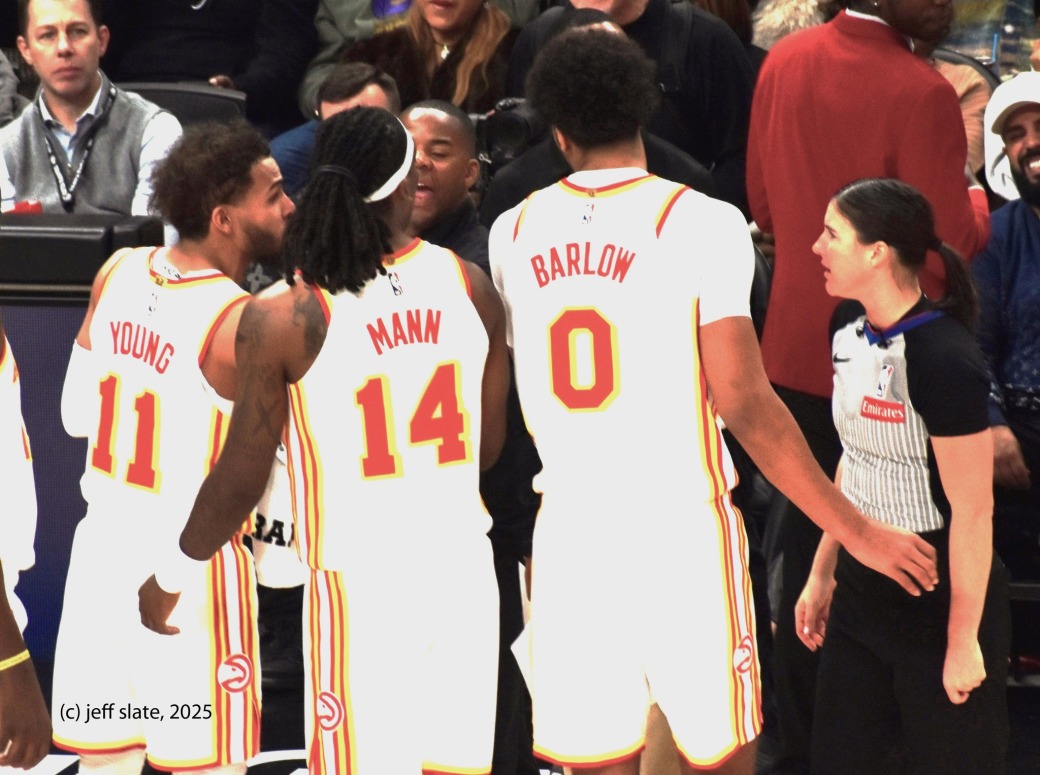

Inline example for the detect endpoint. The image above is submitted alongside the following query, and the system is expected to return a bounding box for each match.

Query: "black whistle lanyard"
[38,84,116,212]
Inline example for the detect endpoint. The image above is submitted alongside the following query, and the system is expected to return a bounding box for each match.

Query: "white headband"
[364,119,415,203]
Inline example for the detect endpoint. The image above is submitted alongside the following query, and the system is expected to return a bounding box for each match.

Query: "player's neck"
[563,134,646,174]
[166,240,247,283]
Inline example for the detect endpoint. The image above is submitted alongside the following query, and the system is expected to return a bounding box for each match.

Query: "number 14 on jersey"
[354,361,472,479]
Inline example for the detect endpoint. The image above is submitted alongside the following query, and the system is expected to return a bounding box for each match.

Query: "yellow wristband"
[0,649,30,672]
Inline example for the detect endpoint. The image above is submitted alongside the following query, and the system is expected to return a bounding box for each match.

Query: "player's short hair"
[316,62,402,115]
[19,0,103,34]
[150,120,271,241]
[401,99,477,157]
[525,26,659,149]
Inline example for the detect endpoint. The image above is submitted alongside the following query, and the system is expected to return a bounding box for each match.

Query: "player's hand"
[795,572,836,652]
[993,425,1030,490]
[845,520,938,596]
[138,575,182,635]
[0,656,51,769]
[1031,39,1040,73]
[208,74,235,89]
[943,636,985,704]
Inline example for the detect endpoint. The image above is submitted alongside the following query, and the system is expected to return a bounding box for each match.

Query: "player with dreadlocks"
[140,106,510,774]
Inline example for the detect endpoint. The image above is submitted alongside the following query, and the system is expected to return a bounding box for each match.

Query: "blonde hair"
[407,1,511,108]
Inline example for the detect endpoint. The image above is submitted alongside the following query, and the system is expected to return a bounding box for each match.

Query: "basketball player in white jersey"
[140,107,510,774]
[489,28,941,775]
[0,316,50,769]
[53,120,294,775]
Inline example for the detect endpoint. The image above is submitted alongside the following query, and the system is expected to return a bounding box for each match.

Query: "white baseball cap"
[987,71,1040,136]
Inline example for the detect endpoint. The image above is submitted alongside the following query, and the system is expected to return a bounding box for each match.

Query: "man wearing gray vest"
[0,0,181,223]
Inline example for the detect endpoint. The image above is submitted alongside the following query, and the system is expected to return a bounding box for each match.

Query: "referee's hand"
[943,637,985,704]
[139,575,182,635]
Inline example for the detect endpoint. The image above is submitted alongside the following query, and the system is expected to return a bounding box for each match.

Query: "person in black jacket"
[505,0,753,216]
[101,0,319,137]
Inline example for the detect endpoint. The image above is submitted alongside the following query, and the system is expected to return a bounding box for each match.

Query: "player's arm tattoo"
[235,302,287,446]
[290,289,328,361]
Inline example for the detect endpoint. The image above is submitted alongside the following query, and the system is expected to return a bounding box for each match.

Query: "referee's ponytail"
[931,239,978,331]
[833,177,978,330]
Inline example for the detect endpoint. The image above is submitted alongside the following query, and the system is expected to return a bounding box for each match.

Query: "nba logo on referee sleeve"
[875,364,894,398]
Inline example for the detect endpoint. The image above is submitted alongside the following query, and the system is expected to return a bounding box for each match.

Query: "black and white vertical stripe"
[831,321,945,533]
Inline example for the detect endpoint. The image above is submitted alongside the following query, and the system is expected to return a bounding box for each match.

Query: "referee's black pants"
[811,547,1011,775]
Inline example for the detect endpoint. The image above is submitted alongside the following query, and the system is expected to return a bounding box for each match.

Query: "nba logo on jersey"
[875,363,894,398]
[582,202,595,225]
[388,271,404,296]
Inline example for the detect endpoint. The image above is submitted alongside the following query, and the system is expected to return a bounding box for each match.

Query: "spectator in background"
[298,0,538,119]
[401,100,484,262]
[0,49,27,126]
[691,0,766,75]
[973,71,1040,668]
[746,0,991,771]
[401,97,544,775]
[270,62,400,200]
[750,0,827,50]
[480,9,718,228]
[916,36,993,176]
[342,0,517,114]
[505,0,754,216]
[1,0,181,222]
[100,0,319,138]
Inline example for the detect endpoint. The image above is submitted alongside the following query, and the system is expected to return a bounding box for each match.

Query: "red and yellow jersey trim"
[655,185,691,238]
[53,736,147,755]
[147,249,230,288]
[197,295,250,366]
[557,173,655,199]
[311,285,334,326]
[307,571,359,774]
[205,408,229,476]
[288,381,324,569]
[422,765,492,775]
[450,251,472,299]
[512,196,533,242]
[183,536,259,771]
[533,738,644,769]
[689,299,762,758]
[384,237,423,267]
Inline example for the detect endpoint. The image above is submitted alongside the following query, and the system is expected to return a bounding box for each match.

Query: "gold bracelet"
[0,649,30,672]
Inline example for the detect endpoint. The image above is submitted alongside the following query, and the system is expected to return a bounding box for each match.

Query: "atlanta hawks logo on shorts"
[732,634,755,674]
[316,691,345,731]
[217,653,254,693]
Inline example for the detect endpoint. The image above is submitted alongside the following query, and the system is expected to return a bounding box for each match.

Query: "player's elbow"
[60,343,97,437]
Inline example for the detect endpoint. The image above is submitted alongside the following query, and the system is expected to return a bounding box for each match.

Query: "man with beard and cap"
[51,119,294,775]
[973,70,1040,669]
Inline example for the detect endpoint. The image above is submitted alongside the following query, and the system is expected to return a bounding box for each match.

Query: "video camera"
[471,97,547,189]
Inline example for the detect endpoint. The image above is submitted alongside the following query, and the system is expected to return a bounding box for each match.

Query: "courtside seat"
[117,81,246,126]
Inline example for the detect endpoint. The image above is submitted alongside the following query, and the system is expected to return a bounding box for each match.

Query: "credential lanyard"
[38,84,116,212]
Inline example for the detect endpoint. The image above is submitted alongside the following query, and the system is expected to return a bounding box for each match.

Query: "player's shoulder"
[653,179,745,235]
[91,246,153,302]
